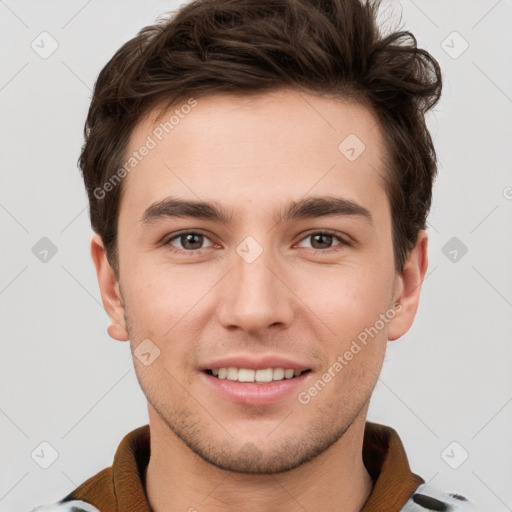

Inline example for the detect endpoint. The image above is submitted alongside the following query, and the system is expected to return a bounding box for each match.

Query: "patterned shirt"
[27,422,478,512]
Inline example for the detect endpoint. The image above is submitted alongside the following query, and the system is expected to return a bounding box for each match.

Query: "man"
[29,0,477,510]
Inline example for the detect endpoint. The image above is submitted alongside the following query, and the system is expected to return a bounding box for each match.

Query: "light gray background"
[1,1,511,510]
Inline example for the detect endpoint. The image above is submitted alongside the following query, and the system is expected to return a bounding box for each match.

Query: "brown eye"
[167,232,214,252]
[296,231,347,251]
[181,233,203,250]
[310,233,334,249]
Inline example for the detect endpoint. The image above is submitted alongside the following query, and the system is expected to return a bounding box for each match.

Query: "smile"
[206,367,311,383]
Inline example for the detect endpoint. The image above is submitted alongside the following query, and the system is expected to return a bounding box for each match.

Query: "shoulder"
[27,499,101,512]
[400,482,479,511]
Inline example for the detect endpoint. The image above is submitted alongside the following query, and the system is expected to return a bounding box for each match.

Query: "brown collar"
[66,421,423,512]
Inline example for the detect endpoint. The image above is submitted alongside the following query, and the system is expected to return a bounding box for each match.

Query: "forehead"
[119,88,389,223]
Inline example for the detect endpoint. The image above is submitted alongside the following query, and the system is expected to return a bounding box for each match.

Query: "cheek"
[122,261,215,374]
[123,255,205,317]
[293,262,393,335]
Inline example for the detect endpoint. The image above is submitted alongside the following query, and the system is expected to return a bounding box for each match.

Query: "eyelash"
[163,229,350,254]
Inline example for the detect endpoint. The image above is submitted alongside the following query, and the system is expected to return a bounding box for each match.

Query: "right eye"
[164,231,217,253]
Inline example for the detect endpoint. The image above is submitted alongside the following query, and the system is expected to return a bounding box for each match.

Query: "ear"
[387,230,428,341]
[90,233,129,342]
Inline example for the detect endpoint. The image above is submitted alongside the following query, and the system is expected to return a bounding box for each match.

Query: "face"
[93,88,426,474]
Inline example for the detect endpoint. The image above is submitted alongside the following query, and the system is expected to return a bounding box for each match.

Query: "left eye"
[296,232,345,250]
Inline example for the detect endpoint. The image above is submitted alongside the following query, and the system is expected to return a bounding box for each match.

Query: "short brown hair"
[79,0,442,277]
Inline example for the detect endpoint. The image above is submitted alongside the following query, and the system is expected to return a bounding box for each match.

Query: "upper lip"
[200,354,312,371]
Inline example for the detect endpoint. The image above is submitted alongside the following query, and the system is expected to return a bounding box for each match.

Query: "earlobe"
[90,233,129,342]
[387,231,429,341]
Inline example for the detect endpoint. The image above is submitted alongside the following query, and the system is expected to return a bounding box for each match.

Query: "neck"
[145,411,374,512]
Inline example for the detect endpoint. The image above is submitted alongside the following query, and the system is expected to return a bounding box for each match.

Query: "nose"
[216,242,295,335]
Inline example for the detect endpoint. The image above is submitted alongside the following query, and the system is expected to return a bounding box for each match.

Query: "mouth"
[202,367,313,405]
[204,367,312,383]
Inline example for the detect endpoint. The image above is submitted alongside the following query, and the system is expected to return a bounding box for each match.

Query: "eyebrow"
[140,195,373,226]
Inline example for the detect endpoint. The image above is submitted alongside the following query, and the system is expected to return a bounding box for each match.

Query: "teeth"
[209,367,305,383]
[238,368,255,382]
[226,367,238,381]
[273,368,285,380]
[255,368,273,382]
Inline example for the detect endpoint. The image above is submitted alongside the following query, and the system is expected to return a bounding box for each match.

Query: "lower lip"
[201,371,311,406]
